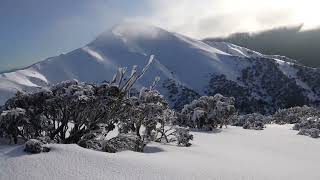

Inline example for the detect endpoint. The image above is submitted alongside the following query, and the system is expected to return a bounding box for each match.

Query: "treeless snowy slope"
[1,125,320,180]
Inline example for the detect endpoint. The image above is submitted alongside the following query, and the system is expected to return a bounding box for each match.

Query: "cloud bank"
[131,0,320,38]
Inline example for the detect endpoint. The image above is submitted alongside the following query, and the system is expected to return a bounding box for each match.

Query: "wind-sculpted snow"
[1,22,320,113]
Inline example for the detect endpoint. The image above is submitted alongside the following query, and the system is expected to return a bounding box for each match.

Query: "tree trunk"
[136,125,141,138]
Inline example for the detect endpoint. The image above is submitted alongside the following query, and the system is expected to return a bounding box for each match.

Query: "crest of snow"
[82,46,104,62]
[82,46,119,71]
[111,22,169,56]
[112,22,167,40]
[0,68,48,88]
[205,41,265,58]
[174,33,228,57]
[206,41,298,65]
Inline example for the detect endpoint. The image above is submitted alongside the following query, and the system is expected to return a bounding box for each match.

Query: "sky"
[1,0,320,72]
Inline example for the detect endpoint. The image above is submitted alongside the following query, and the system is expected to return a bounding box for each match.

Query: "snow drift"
[1,125,320,180]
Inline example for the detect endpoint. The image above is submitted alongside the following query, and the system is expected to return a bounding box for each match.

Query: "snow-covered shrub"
[24,139,50,154]
[153,109,176,143]
[272,106,320,124]
[309,128,320,138]
[232,113,270,130]
[292,117,320,130]
[298,128,320,138]
[174,127,193,147]
[0,56,155,145]
[102,134,145,153]
[77,133,102,150]
[178,94,236,130]
[117,82,179,144]
[1,55,192,152]
[293,117,320,138]
[0,108,28,144]
[25,139,42,153]
[271,106,320,138]
[243,120,265,130]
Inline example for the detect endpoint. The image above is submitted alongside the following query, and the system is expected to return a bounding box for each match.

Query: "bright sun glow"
[139,0,320,37]
[224,0,320,30]
[290,1,320,29]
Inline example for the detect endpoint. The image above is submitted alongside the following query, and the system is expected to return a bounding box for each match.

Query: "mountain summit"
[1,23,320,113]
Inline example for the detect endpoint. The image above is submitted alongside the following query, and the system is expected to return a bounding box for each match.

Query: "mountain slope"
[204,26,320,68]
[1,22,320,114]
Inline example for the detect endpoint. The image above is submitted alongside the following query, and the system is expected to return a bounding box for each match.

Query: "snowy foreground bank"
[1,125,320,180]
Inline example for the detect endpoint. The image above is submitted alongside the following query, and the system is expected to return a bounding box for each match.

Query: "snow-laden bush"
[102,134,145,153]
[77,133,102,150]
[115,78,193,146]
[293,117,320,138]
[0,55,193,152]
[174,127,193,147]
[292,117,320,131]
[272,106,320,124]
[270,106,320,138]
[116,85,177,141]
[243,120,264,130]
[178,94,236,130]
[1,81,121,144]
[298,128,320,138]
[0,108,28,144]
[24,139,50,154]
[232,113,270,130]
[152,125,193,147]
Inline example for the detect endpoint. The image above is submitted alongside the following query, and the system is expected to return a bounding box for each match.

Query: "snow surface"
[1,125,320,180]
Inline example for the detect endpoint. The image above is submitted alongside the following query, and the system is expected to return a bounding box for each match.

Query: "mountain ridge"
[1,22,320,114]
[203,26,320,68]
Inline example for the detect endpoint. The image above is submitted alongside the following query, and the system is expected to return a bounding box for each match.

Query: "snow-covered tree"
[174,127,193,147]
[271,106,320,138]
[178,94,236,130]
[298,128,320,138]
[0,108,28,144]
[232,113,269,130]
[117,78,177,142]
[272,106,320,124]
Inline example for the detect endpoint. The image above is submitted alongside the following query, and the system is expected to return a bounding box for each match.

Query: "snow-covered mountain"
[1,22,320,114]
